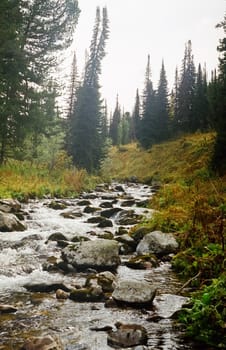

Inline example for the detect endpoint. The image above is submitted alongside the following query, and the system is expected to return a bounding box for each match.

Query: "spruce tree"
[70,7,109,172]
[131,89,141,141]
[211,15,226,174]
[109,95,121,146]
[177,40,196,132]
[139,55,156,149]
[155,60,169,142]
[193,63,209,132]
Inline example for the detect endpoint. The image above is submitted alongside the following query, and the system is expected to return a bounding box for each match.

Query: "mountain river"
[0,182,207,349]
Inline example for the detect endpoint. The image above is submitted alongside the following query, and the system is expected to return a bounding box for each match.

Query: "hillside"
[102,132,226,347]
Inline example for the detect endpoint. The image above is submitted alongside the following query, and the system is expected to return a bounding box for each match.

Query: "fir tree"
[155,60,169,141]
[211,15,226,174]
[139,55,156,149]
[109,95,121,145]
[70,7,109,172]
[131,89,141,141]
[177,40,196,132]
[193,63,209,132]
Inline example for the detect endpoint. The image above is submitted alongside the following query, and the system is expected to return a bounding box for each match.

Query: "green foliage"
[178,274,226,347]
[172,244,225,281]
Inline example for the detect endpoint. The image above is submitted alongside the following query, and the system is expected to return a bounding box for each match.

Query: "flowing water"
[0,183,205,350]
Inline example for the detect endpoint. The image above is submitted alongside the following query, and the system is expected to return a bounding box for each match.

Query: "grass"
[0,158,100,200]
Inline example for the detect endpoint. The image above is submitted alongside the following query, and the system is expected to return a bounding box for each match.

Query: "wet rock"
[125,254,159,269]
[115,234,136,249]
[0,211,27,232]
[56,289,69,299]
[0,304,17,313]
[60,210,83,218]
[47,232,68,242]
[77,199,91,206]
[107,322,148,348]
[101,194,117,201]
[99,201,113,208]
[20,335,64,350]
[121,199,136,207]
[84,206,100,214]
[62,239,120,271]
[112,278,156,307]
[71,235,90,242]
[97,218,113,228]
[81,193,98,200]
[48,201,67,210]
[0,199,21,213]
[97,232,114,240]
[136,199,149,207]
[101,207,122,218]
[136,231,179,256]
[115,226,128,236]
[130,227,150,243]
[69,286,104,302]
[24,282,71,293]
[97,271,116,292]
[116,210,142,226]
[114,185,125,192]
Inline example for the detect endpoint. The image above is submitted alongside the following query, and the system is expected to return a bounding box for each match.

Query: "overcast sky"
[70,0,225,112]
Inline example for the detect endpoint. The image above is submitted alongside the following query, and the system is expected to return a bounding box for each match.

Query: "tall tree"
[193,63,209,132]
[155,60,169,141]
[109,95,121,145]
[70,7,109,172]
[0,0,80,164]
[139,55,156,149]
[211,15,226,174]
[177,40,196,132]
[131,89,141,141]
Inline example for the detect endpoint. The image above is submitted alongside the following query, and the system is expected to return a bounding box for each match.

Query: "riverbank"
[101,132,226,348]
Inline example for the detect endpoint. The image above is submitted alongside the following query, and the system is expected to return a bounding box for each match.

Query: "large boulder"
[62,239,120,271]
[0,199,21,213]
[112,278,156,307]
[0,211,27,232]
[136,231,179,256]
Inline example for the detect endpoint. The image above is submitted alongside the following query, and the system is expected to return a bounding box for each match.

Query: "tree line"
[0,3,225,175]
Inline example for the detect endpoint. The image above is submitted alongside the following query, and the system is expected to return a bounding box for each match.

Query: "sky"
[66,0,225,112]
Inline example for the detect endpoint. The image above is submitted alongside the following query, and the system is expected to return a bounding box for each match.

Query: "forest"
[0,1,225,349]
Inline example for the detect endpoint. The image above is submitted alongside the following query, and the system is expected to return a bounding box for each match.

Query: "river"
[0,182,205,349]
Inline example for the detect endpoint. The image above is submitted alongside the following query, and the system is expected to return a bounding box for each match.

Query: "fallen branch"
[176,271,201,294]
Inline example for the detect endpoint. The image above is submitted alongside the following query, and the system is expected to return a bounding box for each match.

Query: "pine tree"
[177,40,196,132]
[70,7,109,172]
[155,60,169,142]
[109,95,121,145]
[193,63,209,132]
[211,15,226,174]
[131,89,141,141]
[139,55,156,149]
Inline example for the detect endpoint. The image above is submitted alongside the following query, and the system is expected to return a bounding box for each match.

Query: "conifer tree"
[70,7,109,172]
[177,40,196,132]
[211,15,226,174]
[155,60,169,141]
[139,55,156,149]
[131,89,141,141]
[193,63,209,131]
[109,95,121,145]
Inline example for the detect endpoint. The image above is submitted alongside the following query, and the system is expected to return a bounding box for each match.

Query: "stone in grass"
[136,231,179,256]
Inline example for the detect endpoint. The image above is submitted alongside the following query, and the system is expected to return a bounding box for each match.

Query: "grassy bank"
[101,132,226,348]
[0,157,99,200]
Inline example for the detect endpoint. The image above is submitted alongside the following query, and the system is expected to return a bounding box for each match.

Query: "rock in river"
[107,322,148,348]
[0,211,27,231]
[136,230,179,256]
[112,278,156,307]
[20,335,64,350]
[62,239,120,271]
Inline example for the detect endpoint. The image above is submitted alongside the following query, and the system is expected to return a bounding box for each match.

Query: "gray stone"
[0,211,27,232]
[136,230,179,256]
[107,322,148,348]
[62,239,120,271]
[112,278,156,306]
